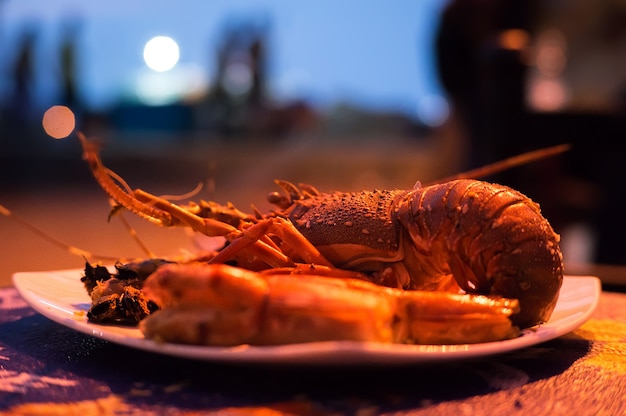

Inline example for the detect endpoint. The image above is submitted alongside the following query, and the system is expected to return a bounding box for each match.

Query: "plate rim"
[11,269,601,365]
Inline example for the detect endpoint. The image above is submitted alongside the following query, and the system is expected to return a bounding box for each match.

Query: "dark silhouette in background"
[58,19,81,111]
[199,19,316,139]
[435,0,536,174]
[435,0,574,236]
[435,0,626,266]
[9,29,36,128]
[0,26,43,160]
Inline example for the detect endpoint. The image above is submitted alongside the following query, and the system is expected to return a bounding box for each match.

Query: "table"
[1,285,625,415]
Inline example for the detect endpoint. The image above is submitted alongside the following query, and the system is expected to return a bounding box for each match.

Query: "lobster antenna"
[158,181,204,201]
[107,199,157,259]
[0,202,121,262]
[432,143,571,184]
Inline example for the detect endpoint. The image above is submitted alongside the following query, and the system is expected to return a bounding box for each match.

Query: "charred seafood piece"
[81,259,171,325]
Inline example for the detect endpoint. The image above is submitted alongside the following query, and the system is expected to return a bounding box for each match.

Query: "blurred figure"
[199,21,263,137]
[435,0,537,174]
[9,28,37,128]
[198,18,317,140]
[434,0,578,260]
[1,26,40,165]
[434,0,575,224]
[247,36,266,109]
[58,18,82,113]
[435,0,626,268]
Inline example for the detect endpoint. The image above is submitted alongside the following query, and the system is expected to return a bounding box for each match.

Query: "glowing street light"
[143,36,180,72]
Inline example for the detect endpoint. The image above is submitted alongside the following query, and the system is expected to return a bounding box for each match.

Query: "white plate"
[12,270,600,365]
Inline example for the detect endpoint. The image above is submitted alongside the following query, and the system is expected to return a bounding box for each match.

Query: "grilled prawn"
[140,263,520,345]
[78,133,563,330]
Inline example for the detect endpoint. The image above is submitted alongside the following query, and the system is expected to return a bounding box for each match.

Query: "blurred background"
[0,0,625,285]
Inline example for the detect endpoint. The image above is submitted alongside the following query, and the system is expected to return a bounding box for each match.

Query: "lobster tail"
[398,180,564,328]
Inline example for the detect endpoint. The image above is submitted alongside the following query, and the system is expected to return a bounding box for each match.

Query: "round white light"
[143,36,180,72]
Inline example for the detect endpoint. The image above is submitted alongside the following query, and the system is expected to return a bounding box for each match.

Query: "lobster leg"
[208,217,334,267]
[133,189,333,268]
[128,189,306,269]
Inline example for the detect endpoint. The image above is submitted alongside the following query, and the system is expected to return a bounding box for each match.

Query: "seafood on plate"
[78,132,563,332]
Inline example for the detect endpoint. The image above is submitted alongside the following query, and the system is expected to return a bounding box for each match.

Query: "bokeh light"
[528,78,568,112]
[143,36,180,72]
[498,29,530,51]
[42,105,76,139]
[416,94,450,127]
